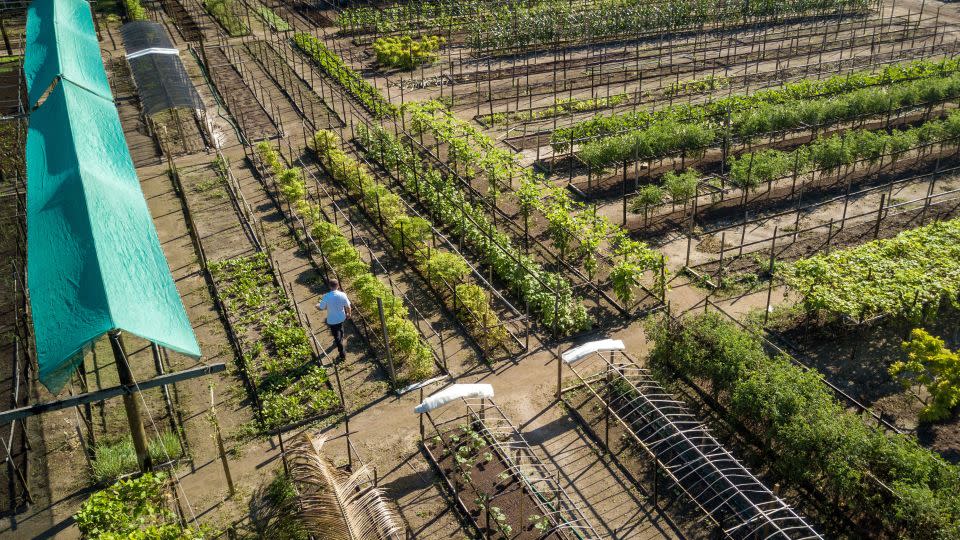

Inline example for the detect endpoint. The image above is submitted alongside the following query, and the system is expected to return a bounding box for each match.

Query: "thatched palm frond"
[287,434,402,540]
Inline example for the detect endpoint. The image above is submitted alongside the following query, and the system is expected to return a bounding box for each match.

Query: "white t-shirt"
[317,290,351,325]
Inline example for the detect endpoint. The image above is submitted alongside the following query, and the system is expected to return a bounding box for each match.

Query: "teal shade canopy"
[24,0,112,106]
[26,79,201,393]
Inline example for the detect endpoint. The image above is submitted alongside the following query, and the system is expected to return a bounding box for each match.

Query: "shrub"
[373,35,445,70]
[75,473,203,539]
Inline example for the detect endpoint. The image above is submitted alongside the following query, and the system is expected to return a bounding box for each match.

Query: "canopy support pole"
[109,330,153,473]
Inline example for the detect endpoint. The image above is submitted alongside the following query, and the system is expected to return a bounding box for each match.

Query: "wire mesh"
[564,350,823,540]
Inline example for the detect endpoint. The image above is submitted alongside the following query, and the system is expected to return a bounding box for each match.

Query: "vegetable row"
[255,142,437,385]
[405,100,666,307]
[340,0,870,51]
[210,253,338,430]
[306,131,512,357]
[356,123,590,335]
[726,109,960,188]
[780,218,960,322]
[293,32,397,118]
[577,65,960,170]
[650,312,960,539]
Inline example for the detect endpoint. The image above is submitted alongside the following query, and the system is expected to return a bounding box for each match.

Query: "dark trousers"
[328,322,346,360]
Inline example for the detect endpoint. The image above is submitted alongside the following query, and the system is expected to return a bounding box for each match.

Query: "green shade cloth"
[24,0,112,106]
[26,80,201,393]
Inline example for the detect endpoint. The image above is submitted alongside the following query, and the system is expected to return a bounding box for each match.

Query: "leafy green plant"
[210,254,339,428]
[75,473,204,539]
[205,0,249,36]
[293,33,396,118]
[342,0,868,51]
[650,313,960,539]
[662,168,699,205]
[123,0,147,20]
[781,218,960,322]
[308,131,509,360]
[891,329,960,422]
[529,513,549,533]
[373,35,445,70]
[629,184,665,214]
[553,56,960,162]
[356,124,592,335]
[255,5,290,31]
[400,101,665,313]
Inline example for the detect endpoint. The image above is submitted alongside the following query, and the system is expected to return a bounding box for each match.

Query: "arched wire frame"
[417,385,601,540]
[559,343,824,540]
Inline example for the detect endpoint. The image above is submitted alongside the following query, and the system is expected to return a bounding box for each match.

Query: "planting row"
[554,56,960,153]
[356,123,590,335]
[725,109,960,188]
[210,254,339,430]
[293,32,396,118]
[405,101,666,307]
[340,0,872,51]
[650,312,960,538]
[254,142,438,385]
[781,218,960,323]
[304,131,516,358]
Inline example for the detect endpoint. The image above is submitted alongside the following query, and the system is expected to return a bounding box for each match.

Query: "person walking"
[316,279,351,362]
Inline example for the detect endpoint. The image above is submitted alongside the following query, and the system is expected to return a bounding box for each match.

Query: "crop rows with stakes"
[256,142,438,385]
[339,0,873,51]
[404,101,666,307]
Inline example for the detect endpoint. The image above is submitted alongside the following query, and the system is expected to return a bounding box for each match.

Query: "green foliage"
[891,329,960,422]
[483,93,629,126]
[209,254,339,429]
[553,56,960,157]
[204,0,249,36]
[629,185,665,213]
[123,0,147,21]
[781,219,960,322]
[91,432,182,483]
[579,118,715,171]
[662,168,699,203]
[355,123,592,335]
[341,0,868,51]
[293,33,396,118]
[372,35,444,70]
[402,100,665,311]
[730,108,960,187]
[255,6,290,31]
[75,473,204,539]
[308,130,444,381]
[649,313,960,539]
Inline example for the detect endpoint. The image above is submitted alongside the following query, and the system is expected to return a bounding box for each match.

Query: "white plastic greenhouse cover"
[414,384,494,413]
[562,339,625,364]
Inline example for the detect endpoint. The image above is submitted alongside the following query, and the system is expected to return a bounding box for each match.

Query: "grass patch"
[91,431,183,483]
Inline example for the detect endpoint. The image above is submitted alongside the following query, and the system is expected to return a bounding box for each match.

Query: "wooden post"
[209,386,235,497]
[763,226,778,325]
[874,193,886,239]
[109,331,153,473]
[377,298,397,386]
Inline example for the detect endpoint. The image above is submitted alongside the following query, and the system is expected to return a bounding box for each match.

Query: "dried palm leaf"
[287,434,402,540]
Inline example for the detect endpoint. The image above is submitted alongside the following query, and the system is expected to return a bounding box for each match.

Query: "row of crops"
[650,312,960,538]
[306,131,516,355]
[355,123,591,334]
[558,56,960,167]
[209,254,339,430]
[255,142,438,385]
[404,100,666,306]
[781,218,960,323]
[339,0,874,51]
